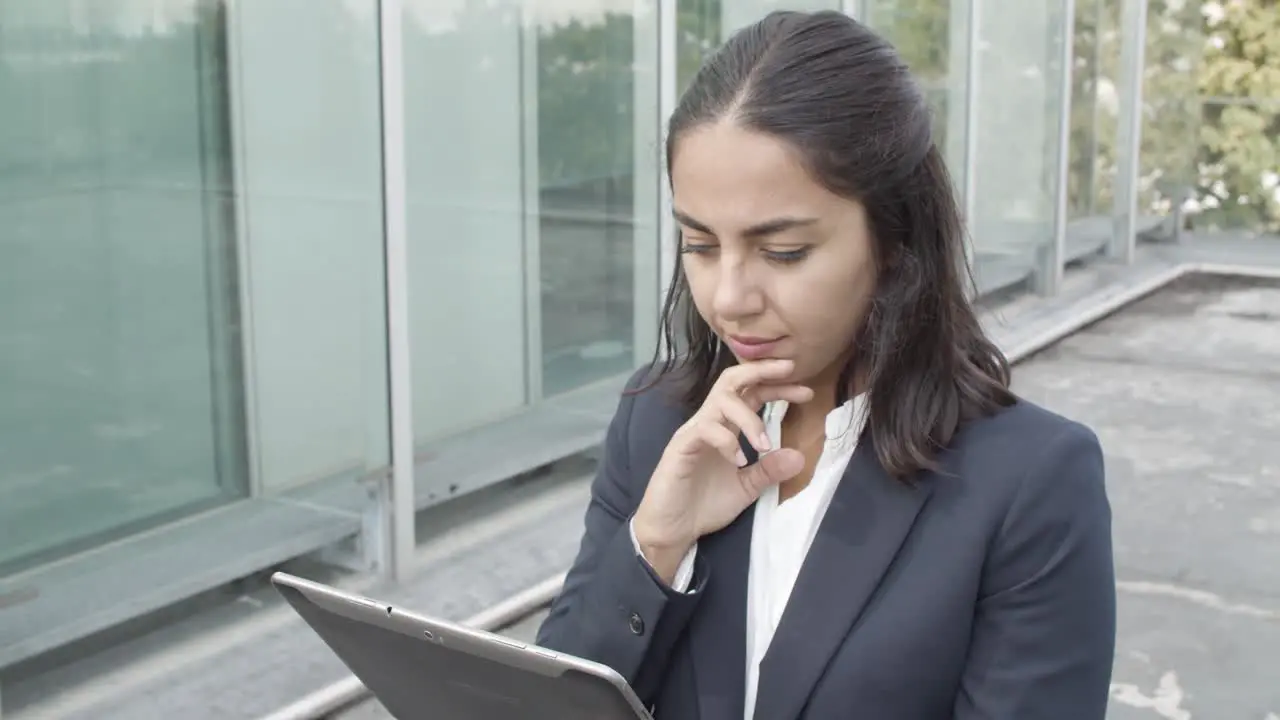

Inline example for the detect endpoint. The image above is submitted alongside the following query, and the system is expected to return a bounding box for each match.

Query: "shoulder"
[947,396,1104,481]
[613,364,692,457]
[940,396,1109,553]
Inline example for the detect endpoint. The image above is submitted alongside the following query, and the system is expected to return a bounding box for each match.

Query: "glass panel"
[1187,3,1280,234]
[968,0,1073,280]
[1068,0,1123,221]
[0,0,243,571]
[403,0,662,440]
[677,0,844,92]
[864,0,971,198]
[536,5,658,396]
[227,0,390,492]
[1137,0,1201,222]
[0,0,391,573]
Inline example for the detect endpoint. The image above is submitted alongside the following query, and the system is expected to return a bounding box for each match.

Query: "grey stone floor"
[340,273,1280,720]
[1017,273,1280,720]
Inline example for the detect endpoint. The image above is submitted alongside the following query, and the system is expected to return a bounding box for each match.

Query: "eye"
[764,247,811,264]
[679,242,717,255]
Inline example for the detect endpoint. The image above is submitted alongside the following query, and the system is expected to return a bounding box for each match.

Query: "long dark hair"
[640,10,1013,479]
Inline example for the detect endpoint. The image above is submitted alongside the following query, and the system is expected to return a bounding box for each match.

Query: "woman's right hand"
[631,358,814,583]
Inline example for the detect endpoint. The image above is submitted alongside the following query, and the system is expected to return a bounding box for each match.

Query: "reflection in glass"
[968,0,1073,273]
[863,0,970,197]
[404,1,660,439]
[536,10,646,396]
[1138,0,1202,220]
[676,0,843,93]
[0,0,245,571]
[1067,0,1122,222]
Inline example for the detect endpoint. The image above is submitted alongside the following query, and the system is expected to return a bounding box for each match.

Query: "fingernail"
[757,433,771,450]
[736,449,748,467]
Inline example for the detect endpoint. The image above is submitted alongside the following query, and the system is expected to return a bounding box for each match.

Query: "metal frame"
[960,0,980,231]
[1039,0,1077,295]
[1111,0,1149,263]
[657,0,678,320]
[518,9,544,404]
[375,0,416,582]
[223,0,266,498]
[632,0,663,367]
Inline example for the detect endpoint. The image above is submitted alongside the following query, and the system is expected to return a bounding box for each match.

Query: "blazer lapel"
[687,435,758,720]
[751,436,934,720]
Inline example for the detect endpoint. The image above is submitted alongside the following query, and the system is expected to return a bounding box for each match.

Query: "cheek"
[683,262,717,317]
[777,259,873,347]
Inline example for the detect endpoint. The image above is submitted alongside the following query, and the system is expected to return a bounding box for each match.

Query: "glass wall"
[228,0,390,493]
[0,0,390,572]
[1068,0,1123,223]
[1138,0,1201,223]
[0,0,243,571]
[967,0,1073,284]
[862,0,971,198]
[676,0,843,92]
[403,0,663,441]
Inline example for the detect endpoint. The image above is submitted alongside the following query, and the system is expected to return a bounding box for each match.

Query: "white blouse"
[630,395,866,720]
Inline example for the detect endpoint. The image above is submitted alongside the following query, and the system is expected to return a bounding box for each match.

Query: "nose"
[711,253,765,322]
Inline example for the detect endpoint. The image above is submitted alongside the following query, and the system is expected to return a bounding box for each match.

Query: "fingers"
[690,418,749,467]
[716,358,796,395]
[698,359,814,454]
[738,448,805,496]
[716,397,770,453]
[746,383,814,408]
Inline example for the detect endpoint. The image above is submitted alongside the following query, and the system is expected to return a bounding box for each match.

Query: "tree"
[1194,0,1280,231]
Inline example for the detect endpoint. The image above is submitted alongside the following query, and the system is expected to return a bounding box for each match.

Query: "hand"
[632,359,813,583]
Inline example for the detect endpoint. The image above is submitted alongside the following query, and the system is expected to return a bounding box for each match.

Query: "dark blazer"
[536,366,1116,719]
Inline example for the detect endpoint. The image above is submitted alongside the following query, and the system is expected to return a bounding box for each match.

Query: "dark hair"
[640,10,1013,479]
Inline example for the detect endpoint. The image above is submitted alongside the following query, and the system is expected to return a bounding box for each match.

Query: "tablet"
[272,572,653,720]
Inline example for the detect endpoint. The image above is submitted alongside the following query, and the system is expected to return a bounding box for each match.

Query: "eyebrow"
[673,209,819,239]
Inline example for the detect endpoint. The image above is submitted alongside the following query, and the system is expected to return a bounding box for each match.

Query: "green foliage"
[536,13,638,188]
[1194,0,1280,231]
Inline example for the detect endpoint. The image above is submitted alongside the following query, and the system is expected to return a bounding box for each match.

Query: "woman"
[536,10,1115,720]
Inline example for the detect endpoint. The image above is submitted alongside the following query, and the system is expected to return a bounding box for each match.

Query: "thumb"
[739,448,805,497]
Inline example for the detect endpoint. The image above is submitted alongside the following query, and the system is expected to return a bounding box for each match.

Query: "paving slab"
[1015,273,1280,719]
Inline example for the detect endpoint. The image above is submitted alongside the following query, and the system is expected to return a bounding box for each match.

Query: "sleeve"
[535,368,707,703]
[629,518,698,593]
[952,421,1116,720]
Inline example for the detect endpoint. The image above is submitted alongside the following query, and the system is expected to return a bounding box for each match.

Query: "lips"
[724,334,785,361]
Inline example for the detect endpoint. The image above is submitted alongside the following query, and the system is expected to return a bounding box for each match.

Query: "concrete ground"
[338,273,1280,720]
[1015,273,1280,720]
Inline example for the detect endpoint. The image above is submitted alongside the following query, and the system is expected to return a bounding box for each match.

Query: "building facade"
[0,0,1234,690]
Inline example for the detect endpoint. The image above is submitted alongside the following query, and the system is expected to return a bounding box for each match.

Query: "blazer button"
[628,612,645,636]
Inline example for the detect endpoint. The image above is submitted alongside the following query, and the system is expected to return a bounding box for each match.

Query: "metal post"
[376,0,416,582]
[657,0,678,320]
[632,0,661,367]
[518,8,544,402]
[1039,0,1076,296]
[1111,0,1148,262]
[955,0,981,297]
[961,0,980,229]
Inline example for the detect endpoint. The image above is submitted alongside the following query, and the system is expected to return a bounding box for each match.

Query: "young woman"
[537,10,1115,719]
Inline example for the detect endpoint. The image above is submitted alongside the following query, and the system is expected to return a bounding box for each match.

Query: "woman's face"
[670,121,877,394]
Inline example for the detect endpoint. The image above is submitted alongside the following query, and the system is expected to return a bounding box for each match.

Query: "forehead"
[669,121,839,231]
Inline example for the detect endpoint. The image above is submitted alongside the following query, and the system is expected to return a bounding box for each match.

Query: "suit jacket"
[536,366,1116,719]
